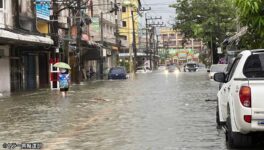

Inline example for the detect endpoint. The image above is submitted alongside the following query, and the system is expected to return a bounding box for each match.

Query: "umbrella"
[54,62,71,69]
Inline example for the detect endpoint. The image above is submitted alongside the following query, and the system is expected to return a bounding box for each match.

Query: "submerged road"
[0,69,232,150]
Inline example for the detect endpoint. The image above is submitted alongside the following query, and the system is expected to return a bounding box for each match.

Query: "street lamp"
[123,0,137,74]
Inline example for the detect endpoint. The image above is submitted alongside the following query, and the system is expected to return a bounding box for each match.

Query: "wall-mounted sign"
[36,0,51,21]
[103,49,107,57]
[217,47,222,54]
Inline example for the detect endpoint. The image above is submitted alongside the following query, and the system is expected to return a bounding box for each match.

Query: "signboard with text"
[36,0,51,21]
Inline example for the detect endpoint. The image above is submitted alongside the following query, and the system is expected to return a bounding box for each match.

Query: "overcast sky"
[140,0,175,27]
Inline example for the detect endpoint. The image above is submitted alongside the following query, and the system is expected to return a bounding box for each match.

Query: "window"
[163,41,168,47]
[122,7,126,12]
[169,34,176,38]
[122,21,127,27]
[123,36,127,40]
[163,34,168,38]
[168,41,176,46]
[110,68,125,74]
[0,0,3,9]
[227,57,240,81]
[186,63,197,68]
[243,54,264,78]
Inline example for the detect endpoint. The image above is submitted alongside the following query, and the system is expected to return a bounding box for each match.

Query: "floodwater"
[0,69,255,150]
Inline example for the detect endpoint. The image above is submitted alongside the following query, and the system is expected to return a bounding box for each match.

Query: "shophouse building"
[0,0,53,95]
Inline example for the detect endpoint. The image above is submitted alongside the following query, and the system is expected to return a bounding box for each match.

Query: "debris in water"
[205,99,217,102]
[93,97,111,102]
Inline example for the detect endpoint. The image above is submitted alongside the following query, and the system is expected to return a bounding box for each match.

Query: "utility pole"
[114,0,120,66]
[163,34,165,59]
[145,13,149,68]
[155,34,159,68]
[128,7,150,73]
[100,11,104,79]
[131,10,137,72]
[145,16,162,70]
[75,0,82,84]
[50,0,59,61]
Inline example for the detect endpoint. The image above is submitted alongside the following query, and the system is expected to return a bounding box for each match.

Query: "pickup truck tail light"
[239,86,251,108]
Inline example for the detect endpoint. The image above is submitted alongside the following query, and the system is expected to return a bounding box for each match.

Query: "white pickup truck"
[214,49,264,148]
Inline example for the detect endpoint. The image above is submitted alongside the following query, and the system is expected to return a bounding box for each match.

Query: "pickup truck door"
[219,81,230,121]
[220,58,241,121]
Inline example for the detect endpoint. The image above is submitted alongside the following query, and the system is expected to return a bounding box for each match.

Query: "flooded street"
[0,70,228,150]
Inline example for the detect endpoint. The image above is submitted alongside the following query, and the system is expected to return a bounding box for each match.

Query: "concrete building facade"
[0,0,53,95]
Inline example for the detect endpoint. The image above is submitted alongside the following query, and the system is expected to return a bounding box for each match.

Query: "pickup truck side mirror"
[214,72,226,83]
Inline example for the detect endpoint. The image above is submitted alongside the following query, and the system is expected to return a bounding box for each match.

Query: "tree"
[170,0,236,64]
[233,0,264,49]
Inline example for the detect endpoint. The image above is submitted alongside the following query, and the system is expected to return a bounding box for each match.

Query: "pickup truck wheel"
[226,116,252,148]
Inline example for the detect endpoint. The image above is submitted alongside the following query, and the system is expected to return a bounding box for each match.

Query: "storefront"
[0,29,53,93]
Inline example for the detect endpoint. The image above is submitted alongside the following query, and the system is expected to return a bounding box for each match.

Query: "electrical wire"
[141,0,175,27]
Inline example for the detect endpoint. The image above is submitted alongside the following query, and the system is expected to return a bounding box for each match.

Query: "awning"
[0,29,53,45]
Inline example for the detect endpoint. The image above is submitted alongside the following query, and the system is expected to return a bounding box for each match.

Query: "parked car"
[214,49,264,148]
[108,67,127,80]
[208,64,228,80]
[184,62,199,72]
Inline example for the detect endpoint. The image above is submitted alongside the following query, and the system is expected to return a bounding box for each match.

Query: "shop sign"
[103,49,107,57]
[36,0,51,21]
[178,53,187,60]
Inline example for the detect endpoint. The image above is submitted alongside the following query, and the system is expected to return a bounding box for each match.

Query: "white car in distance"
[208,64,227,80]
[214,49,264,148]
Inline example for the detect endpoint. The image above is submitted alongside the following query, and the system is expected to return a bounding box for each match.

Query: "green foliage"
[233,0,264,48]
[199,52,210,67]
[171,0,236,45]
[170,0,237,64]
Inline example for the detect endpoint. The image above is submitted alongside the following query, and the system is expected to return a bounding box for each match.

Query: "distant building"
[119,0,141,53]
[159,27,203,64]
